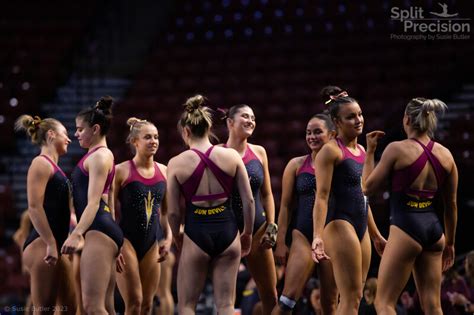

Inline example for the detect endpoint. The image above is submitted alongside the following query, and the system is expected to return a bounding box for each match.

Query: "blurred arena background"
[0,0,472,307]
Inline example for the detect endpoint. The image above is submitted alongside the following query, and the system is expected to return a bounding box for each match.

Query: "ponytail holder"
[325,91,349,105]
[129,119,147,131]
[31,116,42,129]
[93,101,105,114]
[94,103,104,115]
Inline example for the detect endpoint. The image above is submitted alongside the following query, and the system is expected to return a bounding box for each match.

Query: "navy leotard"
[390,139,447,248]
[71,146,123,249]
[227,145,266,234]
[119,160,166,260]
[180,146,238,257]
[326,138,368,240]
[294,154,316,243]
[23,155,70,252]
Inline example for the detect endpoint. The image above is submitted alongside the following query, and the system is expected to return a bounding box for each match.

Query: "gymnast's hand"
[442,244,455,271]
[116,251,126,273]
[274,239,289,266]
[61,231,84,255]
[44,242,58,266]
[373,235,387,256]
[448,292,470,306]
[260,222,278,249]
[365,131,385,152]
[311,236,330,263]
[240,232,252,258]
[158,238,171,262]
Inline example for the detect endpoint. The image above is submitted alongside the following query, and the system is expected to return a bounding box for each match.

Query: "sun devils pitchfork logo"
[144,191,154,227]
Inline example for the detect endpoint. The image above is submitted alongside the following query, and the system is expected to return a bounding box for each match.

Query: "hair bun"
[31,115,42,130]
[320,86,343,102]
[421,98,447,116]
[405,97,447,137]
[184,95,205,113]
[95,96,114,114]
[14,114,59,146]
[126,117,140,127]
[126,117,148,130]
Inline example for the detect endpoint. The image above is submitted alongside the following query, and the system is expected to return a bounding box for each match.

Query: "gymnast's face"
[335,102,364,138]
[228,106,256,138]
[75,117,97,149]
[133,124,159,157]
[306,118,331,152]
[51,124,71,156]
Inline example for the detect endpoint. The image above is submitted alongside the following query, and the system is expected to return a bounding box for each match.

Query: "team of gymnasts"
[16,85,458,315]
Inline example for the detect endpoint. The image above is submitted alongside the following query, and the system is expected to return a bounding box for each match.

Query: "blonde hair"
[179,95,213,138]
[126,117,156,152]
[14,115,60,146]
[405,98,447,137]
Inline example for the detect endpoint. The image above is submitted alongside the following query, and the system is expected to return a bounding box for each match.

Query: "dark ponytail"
[77,96,114,135]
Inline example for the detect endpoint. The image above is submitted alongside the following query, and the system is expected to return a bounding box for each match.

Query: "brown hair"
[77,96,114,135]
[178,95,214,138]
[320,85,358,121]
[405,98,447,137]
[14,115,61,146]
[221,104,252,121]
[311,112,336,132]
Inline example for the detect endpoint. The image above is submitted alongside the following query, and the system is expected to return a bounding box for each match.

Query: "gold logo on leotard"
[103,205,111,213]
[406,200,432,209]
[194,205,225,215]
[144,191,155,226]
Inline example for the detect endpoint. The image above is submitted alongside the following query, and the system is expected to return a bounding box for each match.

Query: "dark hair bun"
[320,86,343,102]
[95,95,114,115]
